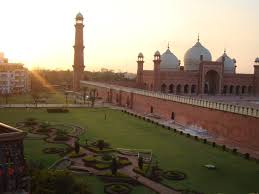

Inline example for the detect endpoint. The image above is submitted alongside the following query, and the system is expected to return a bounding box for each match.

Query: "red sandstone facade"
[136,44,259,96]
[73,12,85,91]
[81,81,259,153]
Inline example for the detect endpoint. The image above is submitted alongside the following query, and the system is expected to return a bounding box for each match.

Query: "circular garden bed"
[104,183,132,194]
[163,170,186,180]
[43,147,67,155]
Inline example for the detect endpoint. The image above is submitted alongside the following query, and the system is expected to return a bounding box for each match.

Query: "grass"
[0,91,73,104]
[1,108,259,194]
[24,138,68,167]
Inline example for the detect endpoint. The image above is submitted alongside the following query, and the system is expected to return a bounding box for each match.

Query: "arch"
[204,70,220,95]
[169,84,174,93]
[161,84,167,93]
[176,84,181,94]
[171,112,175,120]
[248,86,253,95]
[229,85,234,94]
[184,84,189,94]
[223,85,227,94]
[241,86,247,94]
[235,85,240,95]
[191,85,196,94]
[150,106,154,113]
[204,84,209,94]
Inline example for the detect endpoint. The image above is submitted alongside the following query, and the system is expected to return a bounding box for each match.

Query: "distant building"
[0,53,31,94]
[136,38,259,96]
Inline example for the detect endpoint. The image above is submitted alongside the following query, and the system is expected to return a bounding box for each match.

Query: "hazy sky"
[0,0,258,73]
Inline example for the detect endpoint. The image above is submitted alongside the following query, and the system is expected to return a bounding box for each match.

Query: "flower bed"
[68,150,86,158]
[163,170,186,180]
[104,183,132,194]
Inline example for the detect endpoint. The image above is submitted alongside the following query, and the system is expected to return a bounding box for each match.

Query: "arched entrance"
[204,70,220,95]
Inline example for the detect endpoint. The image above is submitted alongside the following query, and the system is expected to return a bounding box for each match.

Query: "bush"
[186,133,190,137]
[212,142,216,147]
[102,154,113,161]
[194,136,198,140]
[232,148,237,153]
[163,170,186,180]
[83,156,95,162]
[222,145,226,151]
[54,135,69,141]
[25,118,38,126]
[96,163,110,170]
[245,153,250,159]
[31,170,90,194]
[47,108,69,113]
[203,139,207,144]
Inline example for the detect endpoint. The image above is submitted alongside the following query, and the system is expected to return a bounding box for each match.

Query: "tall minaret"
[73,12,85,91]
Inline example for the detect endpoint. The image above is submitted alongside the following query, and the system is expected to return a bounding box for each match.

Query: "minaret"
[73,12,85,91]
[153,50,161,91]
[136,53,144,88]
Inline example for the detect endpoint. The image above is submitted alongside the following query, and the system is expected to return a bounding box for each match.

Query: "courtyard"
[0,107,259,194]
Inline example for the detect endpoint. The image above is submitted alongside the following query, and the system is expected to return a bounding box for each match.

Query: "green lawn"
[0,108,259,194]
[0,92,71,104]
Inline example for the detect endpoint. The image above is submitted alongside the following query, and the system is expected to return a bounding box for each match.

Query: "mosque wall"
[85,81,259,152]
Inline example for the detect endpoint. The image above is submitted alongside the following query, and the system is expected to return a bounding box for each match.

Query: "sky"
[0,0,258,73]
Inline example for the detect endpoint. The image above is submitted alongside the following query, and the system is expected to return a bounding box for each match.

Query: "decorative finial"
[167,42,170,49]
[224,48,226,54]
[198,33,200,42]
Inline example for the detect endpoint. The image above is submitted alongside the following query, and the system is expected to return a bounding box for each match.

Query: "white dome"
[217,51,235,74]
[160,48,179,71]
[184,41,212,71]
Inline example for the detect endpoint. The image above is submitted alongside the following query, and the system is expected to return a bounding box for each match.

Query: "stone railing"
[81,81,259,118]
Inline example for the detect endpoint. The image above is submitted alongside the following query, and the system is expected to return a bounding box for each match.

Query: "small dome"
[138,52,144,58]
[255,57,259,63]
[184,40,212,71]
[76,12,83,19]
[154,50,160,56]
[160,48,179,71]
[217,51,235,74]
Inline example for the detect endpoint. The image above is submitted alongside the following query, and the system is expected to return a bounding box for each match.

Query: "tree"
[97,140,105,150]
[82,87,88,104]
[111,157,118,175]
[74,141,80,154]
[89,88,97,107]
[138,156,144,170]
[31,92,40,108]
[64,91,68,105]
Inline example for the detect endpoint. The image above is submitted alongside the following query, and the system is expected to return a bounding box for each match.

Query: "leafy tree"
[97,139,105,150]
[138,156,144,170]
[31,92,40,107]
[111,157,118,175]
[74,141,80,154]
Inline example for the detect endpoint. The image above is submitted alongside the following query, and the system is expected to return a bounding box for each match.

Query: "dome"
[217,51,235,73]
[76,12,83,19]
[184,41,212,71]
[154,50,160,56]
[138,52,144,58]
[255,57,259,63]
[160,48,179,71]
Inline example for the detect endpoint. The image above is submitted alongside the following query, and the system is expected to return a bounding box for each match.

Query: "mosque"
[136,37,259,96]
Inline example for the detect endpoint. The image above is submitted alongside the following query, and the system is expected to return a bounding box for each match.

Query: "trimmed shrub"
[168,126,171,130]
[186,133,190,137]
[163,170,186,180]
[212,142,216,147]
[245,153,250,160]
[232,148,237,153]
[47,108,69,113]
[194,136,198,140]
[203,139,207,144]
[180,131,183,135]
[222,145,226,151]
